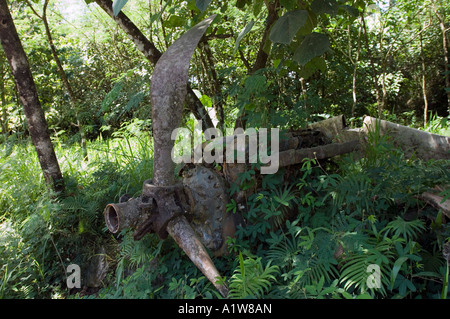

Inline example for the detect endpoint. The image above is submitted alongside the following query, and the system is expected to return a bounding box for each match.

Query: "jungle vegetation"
[0,0,449,299]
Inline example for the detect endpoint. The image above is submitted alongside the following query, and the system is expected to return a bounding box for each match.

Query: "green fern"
[339,240,395,296]
[266,231,302,272]
[228,252,279,298]
[381,217,425,242]
[330,172,376,217]
[267,226,340,298]
[269,183,299,230]
[296,255,339,287]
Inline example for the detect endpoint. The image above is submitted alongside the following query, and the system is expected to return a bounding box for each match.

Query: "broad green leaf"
[293,32,330,66]
[412,271,441,279]
[113,0,128,16]
[274,195,289,206]
[406,278,416,292]
[390,256,408,288]
[200,94,212,108]
[305,285,317,295]
[195,0,212,12]
[298,56,327,79]
[311,0,339,16]
[317,275,325,291]
[269,10,308,45]
[234,20,255,54]
[296,11,317,36]
[244,74,267,93]
[273,59,282,69]
[340,4,360,17]
[166,15,185,28]
[341,290,353,299]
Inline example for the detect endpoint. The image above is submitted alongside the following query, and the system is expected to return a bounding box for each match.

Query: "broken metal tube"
[167,215,229,298]
[104,198,143,234]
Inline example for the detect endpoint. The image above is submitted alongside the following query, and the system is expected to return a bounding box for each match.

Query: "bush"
[1,124,449,299]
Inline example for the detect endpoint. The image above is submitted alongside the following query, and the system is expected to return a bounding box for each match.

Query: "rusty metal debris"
[101,13,450,298]
[104,15,230,297]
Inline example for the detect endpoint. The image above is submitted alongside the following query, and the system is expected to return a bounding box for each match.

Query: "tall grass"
[422,113,450,136]
[0,122,154,298]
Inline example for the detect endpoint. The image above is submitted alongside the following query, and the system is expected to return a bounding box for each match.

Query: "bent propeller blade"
[151,14,216,186]
[149,15,228,297]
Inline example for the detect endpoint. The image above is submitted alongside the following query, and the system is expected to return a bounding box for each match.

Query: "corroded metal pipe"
[104,198,145,234]
[103,174,230,297]
[167,216,229,297]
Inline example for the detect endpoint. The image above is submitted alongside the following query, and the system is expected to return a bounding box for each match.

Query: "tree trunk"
[351,20,362,119]
[418,191,450,218]
[361,10,382,117]
[0,54,7,135]
[250,0,279,74]
[277,140,360,168]
[94,0,214,129]
[27,0,88,160]
[431,0,450,114]
[234,0,279,129]
[0,0,64,193]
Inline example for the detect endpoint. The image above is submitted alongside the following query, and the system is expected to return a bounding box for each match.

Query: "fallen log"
[363,116,450,161]
[307,115,346,140]
[276,140,360,168]
[418,192,450,219]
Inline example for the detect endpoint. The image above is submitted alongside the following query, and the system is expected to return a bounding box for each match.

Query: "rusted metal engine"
[104,165,232,256]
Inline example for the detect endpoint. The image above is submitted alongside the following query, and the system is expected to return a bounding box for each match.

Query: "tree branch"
[250,0,279,74]
[94,0,214,129]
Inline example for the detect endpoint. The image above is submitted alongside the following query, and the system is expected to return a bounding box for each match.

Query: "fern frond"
[381,217,425,241]
[295,255,339,287]
[266,232,301,271]
[229,253,279,298]
[339,242,394,296]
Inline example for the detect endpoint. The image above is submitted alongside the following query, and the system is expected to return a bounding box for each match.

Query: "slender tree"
[420,25,429,126]
[234,0,280,129]
[94,0,214,129]
[359,6,382,117]
[26,0,88,160]
[351,17,363,119]
[0,0,64,193]
[0,51,7,135]
[431,0,450,114]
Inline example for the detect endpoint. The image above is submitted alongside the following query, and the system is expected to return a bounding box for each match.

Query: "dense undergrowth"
[0,120,449,299]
